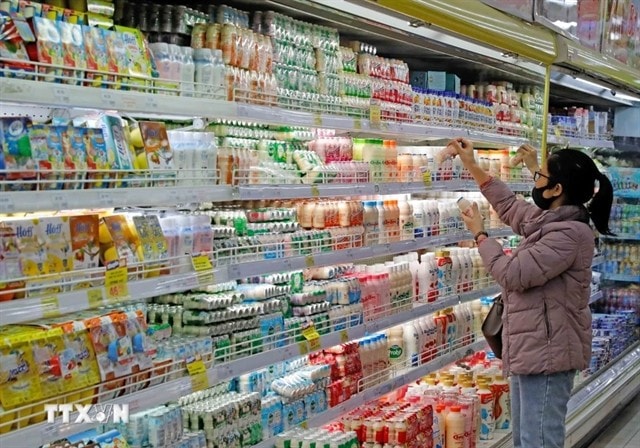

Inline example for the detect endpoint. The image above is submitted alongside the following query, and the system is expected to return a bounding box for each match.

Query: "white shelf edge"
[0,270,214,326]
[0,186,233,214]
[1,78,532,147]
[0,77,236,119]
[601,273,640,283]
[600,233,640,241]
[0,230,513,326]
[225,229,514,281]
[252,339,488,448]
[0,180,536,214]
[547,134,615,149]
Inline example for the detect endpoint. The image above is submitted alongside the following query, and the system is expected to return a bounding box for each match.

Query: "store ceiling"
[194,0,624,109]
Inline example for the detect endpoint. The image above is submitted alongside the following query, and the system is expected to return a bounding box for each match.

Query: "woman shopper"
[447,138,614,448]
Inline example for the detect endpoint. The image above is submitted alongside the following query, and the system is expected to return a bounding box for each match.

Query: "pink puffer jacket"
[478,178,594,375]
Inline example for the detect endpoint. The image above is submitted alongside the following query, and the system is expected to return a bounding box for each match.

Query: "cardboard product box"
[446,74,461,94]
[410,70,428,89]
[427,71,447,91]
[33,17,64,81]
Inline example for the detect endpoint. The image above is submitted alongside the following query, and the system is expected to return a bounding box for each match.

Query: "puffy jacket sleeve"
[477,227,579,292]
[481,177,543,236]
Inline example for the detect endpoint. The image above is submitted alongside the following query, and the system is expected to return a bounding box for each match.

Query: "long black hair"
[546,149,614,235]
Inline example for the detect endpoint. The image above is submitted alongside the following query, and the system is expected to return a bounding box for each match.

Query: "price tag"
[422,169,432,186]
[313,113,323,127]
[105,265,129,302]
[43,423,60,439]
[298,341,309,355]
[370,104,382,126]
[340,329,349,343]
[0,196,16,212]
[310,185,320,198]
[41,296,60,319]
[308,336,321,352]
[192,255,213,272]
[98,191,116,207]
[51,193,69,210]
[186,359,210,392]
[101,91,118,108]
[145,96,159,111]
[87,288,105,308]
[192,255,215,286]
[52,86,71,104]
[305,255,315,268]
[554,126,562,138]
[302,324,321,352]
[353,118,362,130]
[186,358,207,375]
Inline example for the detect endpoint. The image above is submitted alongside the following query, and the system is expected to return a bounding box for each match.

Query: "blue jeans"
[511,371,575,448]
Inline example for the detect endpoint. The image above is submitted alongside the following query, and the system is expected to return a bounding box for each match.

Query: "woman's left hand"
[461,202,485,235]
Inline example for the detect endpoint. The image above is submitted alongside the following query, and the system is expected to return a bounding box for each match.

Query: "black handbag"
[481,294,503,359]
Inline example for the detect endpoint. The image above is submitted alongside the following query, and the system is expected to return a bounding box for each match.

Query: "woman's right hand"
[448,138,476,168]
[519,144,540,173]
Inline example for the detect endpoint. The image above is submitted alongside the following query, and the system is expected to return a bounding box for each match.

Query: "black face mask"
[532,186,557,210]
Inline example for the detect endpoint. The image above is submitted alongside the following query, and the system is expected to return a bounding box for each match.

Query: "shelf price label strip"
[0,232,510,326]
[4,232,606,329]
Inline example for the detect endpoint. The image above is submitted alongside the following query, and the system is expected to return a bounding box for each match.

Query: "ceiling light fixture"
[550,72,640,105]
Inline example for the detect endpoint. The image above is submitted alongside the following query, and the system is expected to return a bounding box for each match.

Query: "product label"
[492,383,511,429]
[389,344,403,359]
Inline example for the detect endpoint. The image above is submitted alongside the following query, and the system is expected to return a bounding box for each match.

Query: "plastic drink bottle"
[433,404,446,448]
[435,250,453,296]
[403,322,420,367]
[387,326,405,367]
[477,380,495,440]
[461,381,480,448]
[446,405,466,448]
[491,375,511,430]
[457,197,474,217]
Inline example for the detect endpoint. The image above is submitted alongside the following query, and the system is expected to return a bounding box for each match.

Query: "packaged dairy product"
[491,375,511,430]
[477,380,495,440]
